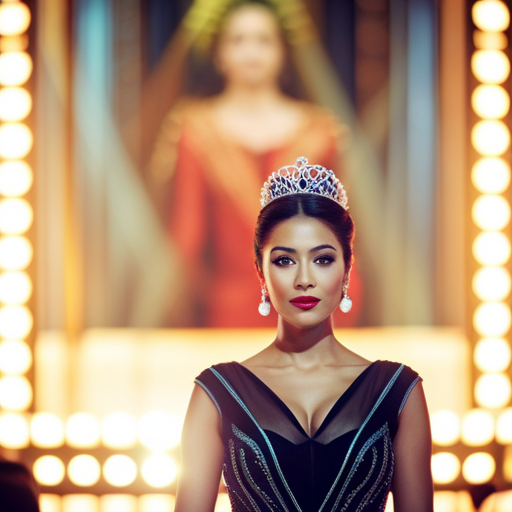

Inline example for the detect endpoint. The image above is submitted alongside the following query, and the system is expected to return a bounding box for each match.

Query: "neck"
[220,81,285,107]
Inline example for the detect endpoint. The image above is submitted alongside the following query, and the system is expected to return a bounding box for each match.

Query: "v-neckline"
[233,360,379,439]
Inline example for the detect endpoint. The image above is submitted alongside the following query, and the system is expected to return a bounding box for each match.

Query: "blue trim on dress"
[398,376,422,415]
[194,378,223,419]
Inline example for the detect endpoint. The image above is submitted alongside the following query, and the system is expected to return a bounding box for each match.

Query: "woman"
[148,1,363,327]
[175,157,433,511]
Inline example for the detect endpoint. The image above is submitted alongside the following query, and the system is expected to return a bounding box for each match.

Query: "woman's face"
[215,5,285,88]
[261,216,346,329]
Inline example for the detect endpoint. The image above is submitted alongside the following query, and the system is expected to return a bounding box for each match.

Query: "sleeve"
[194,367,223,419]
[397,365,423,417]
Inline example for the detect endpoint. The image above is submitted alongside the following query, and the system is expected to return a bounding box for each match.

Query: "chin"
[278,306,335,329]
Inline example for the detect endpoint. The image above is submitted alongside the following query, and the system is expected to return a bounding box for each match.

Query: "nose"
[294,261,316,291]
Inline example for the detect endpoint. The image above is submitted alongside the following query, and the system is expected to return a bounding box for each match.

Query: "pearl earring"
[339,281,352,313]
[258,286,271,316]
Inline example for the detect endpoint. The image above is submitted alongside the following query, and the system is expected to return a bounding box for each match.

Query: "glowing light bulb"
[139,495,176,512]
[138,411,183,451]
[103,455,137,487]
[430,410,460,446]
[431,452,461,484]
[0,305,32,338]
[472,157,510,194]
[475,372,512,408]
[101,412,137,449]
[0,87,31,122]
[0,160,33,197]
[497,408,512,444]
[472,120,510,155]
[141,454,178,488]
[0,412,29,448]
[33,456,65,486]
[68,454,101,487]
[66,412,101,448]
[462,452,496,484]
[0,199,33,235]
[0,339,31,374]
[0,51,32,86]
[100,495,138,512]
[472,85,510,119]
[461,408,495,445]
[474,301,511,337]
[0,271,32,304]
[31,412,65,448]
[472,50,510,84]
[0,236,32,270]
[0,375,32,410]
[472,1,510,32]
[474,337,511,372]
[473,231,511,265]
[0,3,31,36]
[0,122,32,159]
[473,266,511,301]
[472,195,510,230]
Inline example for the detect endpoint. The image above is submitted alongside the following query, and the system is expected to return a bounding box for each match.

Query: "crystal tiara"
[260,156,348,209]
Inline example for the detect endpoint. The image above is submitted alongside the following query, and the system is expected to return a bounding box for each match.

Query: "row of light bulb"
[470,1,512,412]
[0,1,35,416]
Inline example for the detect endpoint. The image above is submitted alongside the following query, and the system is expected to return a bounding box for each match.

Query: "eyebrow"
[270,244,337,253]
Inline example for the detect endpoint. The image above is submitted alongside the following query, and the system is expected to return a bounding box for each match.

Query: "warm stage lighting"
[472,194,510,230]
[0,2,31,37]
[475,337,512,372]
[0,160,33,196]
[31,412,65,448]
[474,30,508,50]
[472,266,511,301]
[472,157,510,194]
[472,84,510,119]
[431,452,461,484]
[141,454,178,488]
[430,410,461,446]
[0,270,32,304]
[0,122,32,159]
[66,412,101,448]
[471,120,510,155]
[100,495,138,512]
[0,51,32,86]
[475,372,512,408]
[138,411,183,452]
[472,0,510,32]
[33,456,65,486]
[68,455,101,487]
[0,374,32,410]
[461,408,495,445]
[473,231,511,265]
[0,412,29,448]
[0,304,32,338]
[462,452,496,484]
[474,301,511,336]
[497,408,512,444]
[471,50,510,84]
[139,495,176,512]
[0,236,32,270]
[0,198,33,234]
[0,87,31,121]
[101,412,137,449]
[0,339,31,374]
[103,455,137,487]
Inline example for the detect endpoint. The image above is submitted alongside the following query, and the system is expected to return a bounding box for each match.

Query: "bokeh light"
[471,120,510,155]
[0,51,32,86]
[101,412,137,449]
[0,412,29,448]
[474,30,508,50]
[474,337,512,372]
[103,455,137,487]
[31,412,65,448]
[100,495,138,512]
[475,372,512,408]
[0,270,32,304]
[472,194,510,230]
[141,454,178,488]
[472,266,511,301]
[0,198,33,234]
[472,85,510,119]
[0,160,33,196]
[472,1,510,32]
[66,412,101,448]
[0,374,32,410]
[139,495,176,512]
[138,411,183,451]
[0,87,31,121]
[0,236,32,270]
[33,456,65,486]
[431,452,461,484]
[430,410,461,446]
[462,452,496,484]
[0,2,31,36]
[461,408,495,445]
[471,50,510,84]
[496,408,512,444]
[68,455,101,487]
[0,122,32,159]
[473,301,511,337]
[473,231,511,265]
[0,339,31,374]
[472,157,511,193]
[0,305,32,338]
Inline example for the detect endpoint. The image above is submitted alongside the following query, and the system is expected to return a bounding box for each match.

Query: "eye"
[272,256,294,266]
[315,255,335,265]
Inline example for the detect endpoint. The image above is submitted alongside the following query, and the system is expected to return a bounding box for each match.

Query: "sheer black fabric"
[195,360,421,512]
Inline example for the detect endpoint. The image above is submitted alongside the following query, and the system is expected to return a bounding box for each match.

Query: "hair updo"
[254,194,355,275]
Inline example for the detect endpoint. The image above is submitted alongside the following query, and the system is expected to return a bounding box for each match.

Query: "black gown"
[195,360,422,512]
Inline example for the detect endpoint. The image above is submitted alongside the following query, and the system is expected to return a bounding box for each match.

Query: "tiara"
[260,156,348,209]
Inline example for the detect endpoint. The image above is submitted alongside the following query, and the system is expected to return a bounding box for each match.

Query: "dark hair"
[254,194,355,274]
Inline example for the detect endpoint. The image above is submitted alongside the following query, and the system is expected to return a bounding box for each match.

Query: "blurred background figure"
[0,456,39,512]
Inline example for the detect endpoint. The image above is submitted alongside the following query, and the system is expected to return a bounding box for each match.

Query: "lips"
[289,296,321,310]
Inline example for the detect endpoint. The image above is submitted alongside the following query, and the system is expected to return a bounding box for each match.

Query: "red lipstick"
[289,296,321,310]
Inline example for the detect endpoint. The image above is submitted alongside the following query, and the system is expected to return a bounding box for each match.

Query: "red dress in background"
[151,99,362,327]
